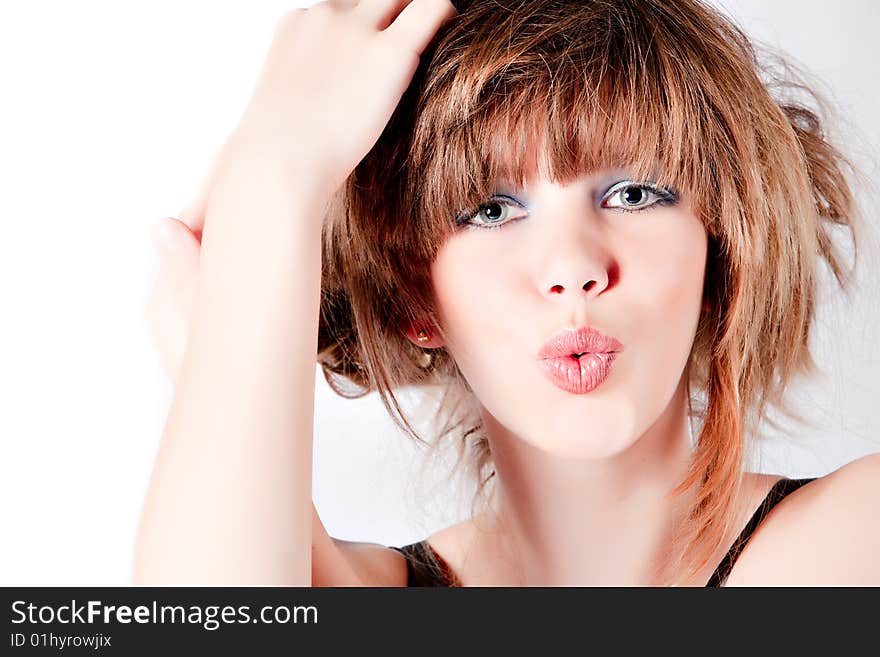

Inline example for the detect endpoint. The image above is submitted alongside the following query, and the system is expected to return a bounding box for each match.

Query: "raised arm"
[133,0,458,585]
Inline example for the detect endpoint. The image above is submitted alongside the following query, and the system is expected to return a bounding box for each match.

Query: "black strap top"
[391,477,816,587]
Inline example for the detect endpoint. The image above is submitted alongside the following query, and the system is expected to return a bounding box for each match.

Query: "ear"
[403,321,444,349]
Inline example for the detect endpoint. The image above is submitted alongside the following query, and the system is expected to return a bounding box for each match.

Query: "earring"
[416,328,430,343]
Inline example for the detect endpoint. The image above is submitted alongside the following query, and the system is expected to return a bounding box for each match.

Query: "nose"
[548,276,607,297]
[540,229,615,302]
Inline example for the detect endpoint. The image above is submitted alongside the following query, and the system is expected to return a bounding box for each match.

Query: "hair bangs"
[406,0,736,242]
[319,0,862,586]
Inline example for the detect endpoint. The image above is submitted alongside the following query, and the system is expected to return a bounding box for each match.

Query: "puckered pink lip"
[537,325,624,360]
[538,351,619,394]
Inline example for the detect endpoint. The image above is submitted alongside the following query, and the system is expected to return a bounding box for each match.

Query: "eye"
[601,181,678,212]
[454,182,678,230]
[456,195,526,231]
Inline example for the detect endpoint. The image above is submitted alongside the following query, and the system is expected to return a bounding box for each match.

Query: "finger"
[145,279,189,384]
[159,218,200,286]
[152,217,201,262]
[144,274,186,383]
[152,219,200,315]
[148,220,201,383]
[151,219,201,317]
[383,0,458,55]
[354,0,414,31]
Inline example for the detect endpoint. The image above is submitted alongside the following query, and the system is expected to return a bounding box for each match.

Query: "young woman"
[137,0,880,586]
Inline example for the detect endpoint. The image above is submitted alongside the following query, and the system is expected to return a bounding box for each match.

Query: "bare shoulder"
[310,505,408,587]
[314,516,474,587]
[726,453,880,586]
[323,539,409,587]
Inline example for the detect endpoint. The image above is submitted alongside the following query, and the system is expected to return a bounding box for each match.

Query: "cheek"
[430,239,515,350]
[626,216,707,320]
[623,216,707,397]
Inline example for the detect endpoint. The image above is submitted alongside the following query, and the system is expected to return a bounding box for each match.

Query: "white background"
[1,1,878,585]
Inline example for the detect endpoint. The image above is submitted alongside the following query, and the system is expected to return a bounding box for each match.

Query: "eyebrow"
[492,167,659,193]
[490,167,662,193]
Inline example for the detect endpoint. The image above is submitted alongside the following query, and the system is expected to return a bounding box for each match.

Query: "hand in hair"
[214,0,460,209]
[145,0,462,382]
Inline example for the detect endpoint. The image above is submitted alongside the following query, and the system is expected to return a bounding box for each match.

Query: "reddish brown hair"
[317,0,862,585]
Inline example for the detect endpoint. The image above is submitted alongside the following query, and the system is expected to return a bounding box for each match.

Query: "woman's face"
[427,168,708,459]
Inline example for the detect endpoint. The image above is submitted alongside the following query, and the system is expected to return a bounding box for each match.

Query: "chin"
[529,412,637,461]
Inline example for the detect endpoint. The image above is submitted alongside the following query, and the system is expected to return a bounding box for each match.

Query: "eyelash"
[455,181,679,231]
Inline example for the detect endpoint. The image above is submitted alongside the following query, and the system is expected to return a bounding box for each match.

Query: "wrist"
[223,126,343,204]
